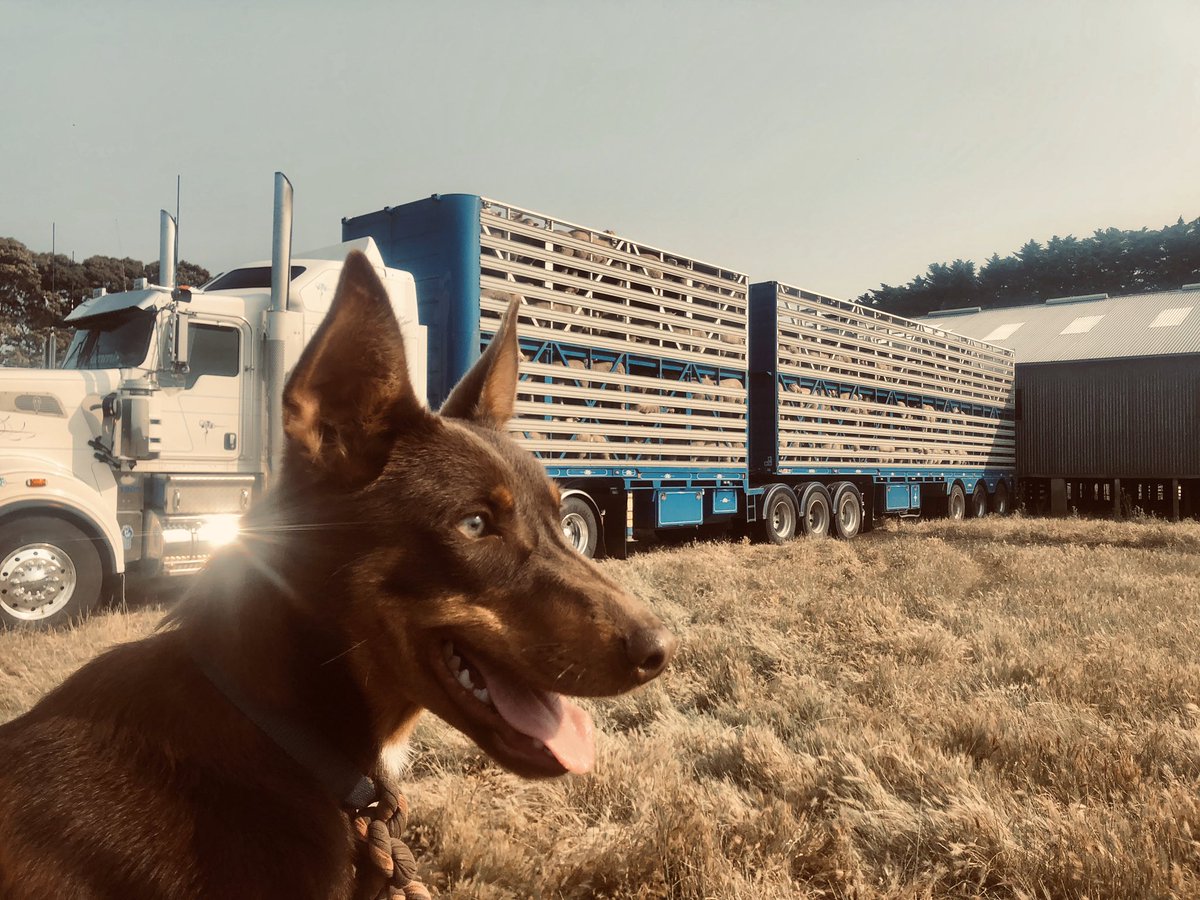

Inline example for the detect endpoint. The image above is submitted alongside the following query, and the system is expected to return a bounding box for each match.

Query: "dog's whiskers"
[553,661,582,684]
[321,639,367,666]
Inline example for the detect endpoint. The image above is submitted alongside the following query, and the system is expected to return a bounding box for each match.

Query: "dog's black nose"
[626,625,677,683]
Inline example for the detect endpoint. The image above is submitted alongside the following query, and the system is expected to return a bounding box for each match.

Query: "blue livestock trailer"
[344,194,1015,558]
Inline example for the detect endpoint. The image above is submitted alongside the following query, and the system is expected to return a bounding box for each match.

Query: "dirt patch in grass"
[3,518,1199,898]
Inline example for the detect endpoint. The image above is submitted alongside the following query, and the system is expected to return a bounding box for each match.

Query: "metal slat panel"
[482,290,745,360]
[518,389,743,418]
[521,361,745,401]
[778,357,1009,408]
[785,285,1012,364]
[776,403,1017,445]
[771,282,1016,472]
[478,201,749,468]
[778,306,1012,380]
[777,310,1013,402]
[480,201,748,298]
[480,237,748,323]
[512,438,744,463]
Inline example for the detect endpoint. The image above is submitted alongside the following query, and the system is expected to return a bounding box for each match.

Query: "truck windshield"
[204,265,306,291]
[61,307,157,370]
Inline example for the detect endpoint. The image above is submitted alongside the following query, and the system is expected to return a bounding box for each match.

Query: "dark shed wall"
[1017,355,1200,478]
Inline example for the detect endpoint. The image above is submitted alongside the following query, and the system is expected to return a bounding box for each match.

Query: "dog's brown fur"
[0,252,675,898]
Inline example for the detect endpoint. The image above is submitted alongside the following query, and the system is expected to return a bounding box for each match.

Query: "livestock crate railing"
[478,200,750,468]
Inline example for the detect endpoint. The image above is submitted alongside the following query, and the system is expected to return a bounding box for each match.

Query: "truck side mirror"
[173,311,190,373]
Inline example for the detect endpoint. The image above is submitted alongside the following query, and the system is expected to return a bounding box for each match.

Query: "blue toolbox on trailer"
[656,490,705,526]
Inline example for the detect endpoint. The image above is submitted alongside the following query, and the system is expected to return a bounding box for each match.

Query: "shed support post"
[1050,479,1067,516]
[1171,479,1180,522]
[1112,478,1121,520]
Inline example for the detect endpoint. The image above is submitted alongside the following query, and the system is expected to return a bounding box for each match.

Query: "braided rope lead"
[351,777,433,899]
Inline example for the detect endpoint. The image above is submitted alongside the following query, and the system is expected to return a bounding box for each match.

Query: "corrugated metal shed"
[921,287,1200,362]
[1015,356,1200,479]
[916,288,1200,495]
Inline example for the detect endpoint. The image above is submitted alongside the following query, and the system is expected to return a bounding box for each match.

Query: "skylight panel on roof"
[1149,306,1193,328]
[1060,315,1105,335]
[983,322,1024,341]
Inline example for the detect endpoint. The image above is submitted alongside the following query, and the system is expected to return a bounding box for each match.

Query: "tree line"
[857,216,1200,318]
[4,214,1200,366]
[0,236,209,366]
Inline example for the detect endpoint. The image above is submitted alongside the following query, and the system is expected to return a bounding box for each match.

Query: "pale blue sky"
[2,1,1197,299]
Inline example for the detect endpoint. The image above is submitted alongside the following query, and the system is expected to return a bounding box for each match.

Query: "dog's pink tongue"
[476,662,595,774]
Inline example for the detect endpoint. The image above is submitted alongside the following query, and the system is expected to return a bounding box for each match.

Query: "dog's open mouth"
[433,640,595,776]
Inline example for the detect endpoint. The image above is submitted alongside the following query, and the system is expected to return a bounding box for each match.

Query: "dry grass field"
[3,517,1199,898]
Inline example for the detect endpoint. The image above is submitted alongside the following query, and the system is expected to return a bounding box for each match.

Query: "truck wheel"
[970,484,988,518]
[754,485,798,544]
[830,483,863,539]
[797,483,833,537]
[560,496,599,559]
[0,517,104,630]
[993,482,1011,516]
[947,484,967,520]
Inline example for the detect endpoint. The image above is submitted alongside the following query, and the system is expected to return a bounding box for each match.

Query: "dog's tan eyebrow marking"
[490,485,515,513]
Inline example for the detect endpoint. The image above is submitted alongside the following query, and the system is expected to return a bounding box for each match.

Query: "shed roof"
[919,287,1200,363]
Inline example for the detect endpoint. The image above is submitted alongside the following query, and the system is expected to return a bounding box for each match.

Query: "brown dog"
[0,252,676,898]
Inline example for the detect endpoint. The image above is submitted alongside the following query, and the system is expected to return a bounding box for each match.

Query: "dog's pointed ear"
[282,250,424,486]
[439,299,520,428]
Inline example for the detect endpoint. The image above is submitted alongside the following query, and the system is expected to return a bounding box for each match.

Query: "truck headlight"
[197,515,241,548]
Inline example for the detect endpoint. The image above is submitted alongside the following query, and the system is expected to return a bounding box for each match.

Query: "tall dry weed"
[2,518,1199,897]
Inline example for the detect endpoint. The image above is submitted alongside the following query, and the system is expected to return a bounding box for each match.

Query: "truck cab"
[0,213,427,629]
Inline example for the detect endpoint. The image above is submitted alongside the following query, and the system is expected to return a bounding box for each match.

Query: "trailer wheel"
[755,485,798,544]
[0,516,104,630]
[947,484,967,520]
[970,484,988,518]
[797,483,833,538]
[993,482,1011,516]
[830,483,863,539]
[560,496,599,559]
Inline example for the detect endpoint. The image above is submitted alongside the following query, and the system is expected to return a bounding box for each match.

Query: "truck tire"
[754,485,798,544]
[970,484,988,518]
[993,482,1011,516]
[0,516,104,630]
[947,484,967,521]
[830,483,863,539]
[797,483,833,537]
[560,496,599,559]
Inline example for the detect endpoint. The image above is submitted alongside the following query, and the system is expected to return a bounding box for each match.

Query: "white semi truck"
[0,175,1013,629]
[0,175,426,627]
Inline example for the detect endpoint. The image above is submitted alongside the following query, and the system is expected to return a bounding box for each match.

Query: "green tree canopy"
[0,237,210,367]
[143,260,212,287]
[859,216,1200,316]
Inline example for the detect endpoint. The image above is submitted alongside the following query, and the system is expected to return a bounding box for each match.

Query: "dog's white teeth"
[474,687,491,705]
[458,669,474,691]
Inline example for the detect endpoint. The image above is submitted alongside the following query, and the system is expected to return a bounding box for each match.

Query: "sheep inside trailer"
[748,281,1016,528]
[476,200,750,469]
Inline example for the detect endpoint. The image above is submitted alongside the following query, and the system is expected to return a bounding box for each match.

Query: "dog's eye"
[457,514,489,539]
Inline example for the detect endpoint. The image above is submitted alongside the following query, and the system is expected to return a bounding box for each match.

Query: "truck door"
[158,318,247,463]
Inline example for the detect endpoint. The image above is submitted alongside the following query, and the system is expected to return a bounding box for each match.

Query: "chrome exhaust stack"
[159,210,177,289]
[265,172,294,484]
